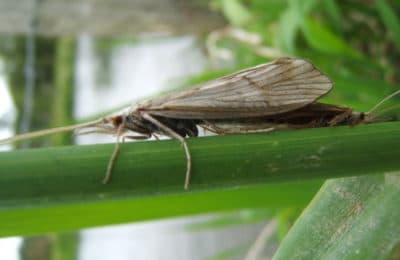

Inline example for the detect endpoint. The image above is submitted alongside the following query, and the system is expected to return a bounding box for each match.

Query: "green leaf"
[277,7,301,53]
[276,0,321,53]
[297,0,320,14]
[220,0,252,26]
[301,17,363,58]
[322,0,343,33]
[375,0,400,49]
[273,174,400,259]
[186,209,274,231]
[0,181,320,238]
[1,122,400,237]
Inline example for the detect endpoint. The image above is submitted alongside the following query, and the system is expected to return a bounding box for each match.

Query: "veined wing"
[138,57,333,119]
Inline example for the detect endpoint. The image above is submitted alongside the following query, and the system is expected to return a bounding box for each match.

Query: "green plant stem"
[51,37,74,145]
[0,122,399,237]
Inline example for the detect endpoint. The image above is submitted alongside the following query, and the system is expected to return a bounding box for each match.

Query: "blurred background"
[0,0,399,259]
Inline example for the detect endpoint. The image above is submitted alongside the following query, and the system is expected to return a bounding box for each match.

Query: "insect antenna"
[0,118,105,145]
[367,104,400,122]
[73,126,117,136]
[365,89,400,122]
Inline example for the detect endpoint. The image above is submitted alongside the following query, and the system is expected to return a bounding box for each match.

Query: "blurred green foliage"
[209,1,400,259]
[212,0,399,88]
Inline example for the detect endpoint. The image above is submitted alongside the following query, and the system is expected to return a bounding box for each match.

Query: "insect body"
[201,102,365,134]
[96,57,334,188]
[0,57,397,189]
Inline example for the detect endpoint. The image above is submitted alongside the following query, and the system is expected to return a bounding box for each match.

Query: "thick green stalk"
[0,122,399,237]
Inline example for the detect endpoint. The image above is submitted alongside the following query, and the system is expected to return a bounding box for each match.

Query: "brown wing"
[137,57,333,119]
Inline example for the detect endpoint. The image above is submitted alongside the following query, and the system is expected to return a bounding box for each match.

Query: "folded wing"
[139,58,333,119]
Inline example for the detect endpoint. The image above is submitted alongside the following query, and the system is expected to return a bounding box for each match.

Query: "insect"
[0,57,398,189]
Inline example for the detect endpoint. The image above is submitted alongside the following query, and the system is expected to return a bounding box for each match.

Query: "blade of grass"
[0,181,321,238]
[0,122,400,237]
[375,0,400,49]
[322,0,343,33]
[273,174,400,259]
[1,121,400,201]
[301,17,362,59]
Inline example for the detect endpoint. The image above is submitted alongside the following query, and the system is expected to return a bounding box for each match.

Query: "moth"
[1,57,398,189]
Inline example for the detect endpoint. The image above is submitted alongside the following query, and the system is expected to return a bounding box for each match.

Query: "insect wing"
[138,58,333,119]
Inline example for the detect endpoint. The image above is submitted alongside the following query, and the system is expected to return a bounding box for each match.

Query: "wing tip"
[273,56,333,90]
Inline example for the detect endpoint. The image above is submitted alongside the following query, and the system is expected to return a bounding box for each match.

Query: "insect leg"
[199,122,225,134]
[201,120,275,134]
[103,123,127,184]
[328,108,353,126]
[141,113,192,190]
[74,128,116,136]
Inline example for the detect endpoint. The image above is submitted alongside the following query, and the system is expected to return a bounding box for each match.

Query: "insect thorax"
[123,114,155,135]
[122,113,199,138]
